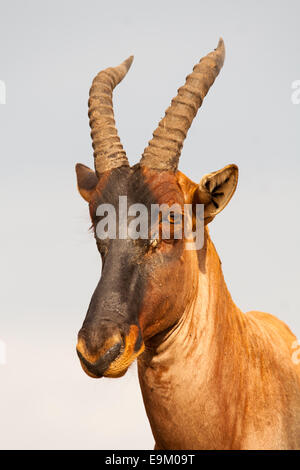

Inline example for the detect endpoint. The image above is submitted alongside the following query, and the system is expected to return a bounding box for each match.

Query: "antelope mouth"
[102,325,145,378]
[77,325,145,379]
[77,341,124,378]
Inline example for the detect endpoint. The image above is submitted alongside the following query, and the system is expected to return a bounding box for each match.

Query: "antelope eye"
[168,213,175,224]
[165,213,183,227]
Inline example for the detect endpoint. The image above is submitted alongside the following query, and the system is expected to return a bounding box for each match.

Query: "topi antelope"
[75,39,300,449]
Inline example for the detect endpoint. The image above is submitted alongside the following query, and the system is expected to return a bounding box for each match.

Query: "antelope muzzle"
[76,321,144,378]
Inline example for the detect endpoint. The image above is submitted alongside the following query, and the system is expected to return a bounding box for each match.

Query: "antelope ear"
[195,164,238,224]
[75,163,98,202]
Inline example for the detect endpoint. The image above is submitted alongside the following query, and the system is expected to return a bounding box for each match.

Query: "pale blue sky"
[0,0,299,449]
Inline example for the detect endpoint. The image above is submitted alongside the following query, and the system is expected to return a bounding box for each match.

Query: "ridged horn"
[88,56,133,175]
[140,38,225,171]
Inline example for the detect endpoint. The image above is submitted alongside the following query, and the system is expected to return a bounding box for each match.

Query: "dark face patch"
[77,164,196,376]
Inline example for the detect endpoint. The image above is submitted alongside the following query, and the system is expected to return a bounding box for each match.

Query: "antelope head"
[76,39,238,378]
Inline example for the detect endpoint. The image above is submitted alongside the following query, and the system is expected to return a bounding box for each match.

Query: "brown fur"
[75,40,300,449]
[137,171,300,450]
[76,164,300,449]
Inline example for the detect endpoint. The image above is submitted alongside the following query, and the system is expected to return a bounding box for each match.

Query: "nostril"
[77,323,123,359]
